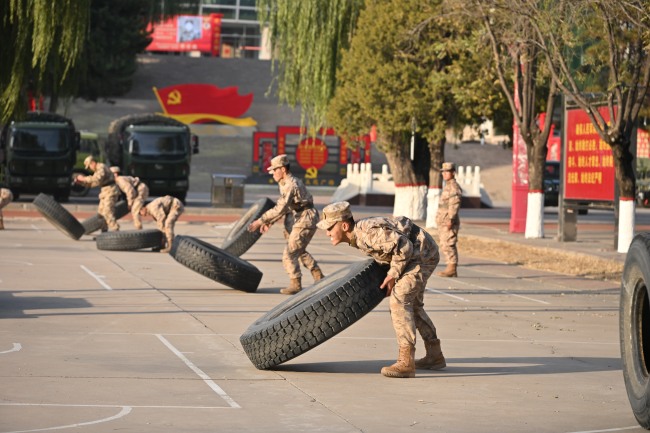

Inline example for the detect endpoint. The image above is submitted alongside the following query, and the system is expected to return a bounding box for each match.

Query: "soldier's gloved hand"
[380,275,396,297]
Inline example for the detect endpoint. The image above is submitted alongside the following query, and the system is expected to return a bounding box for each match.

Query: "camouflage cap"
[317,201,353,230]
[83,155,95,169]
[109,166,120,174]
[267,154,289,173]
[441,162,456,172]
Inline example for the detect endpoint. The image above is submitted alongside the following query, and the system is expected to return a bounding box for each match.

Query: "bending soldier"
[139,195,184,253]
[0,187,14,230]
[76,156,120,232]
[247,154,324,295]
[435,162,462,277]
[110,166,149,229]
[318,201,446,378]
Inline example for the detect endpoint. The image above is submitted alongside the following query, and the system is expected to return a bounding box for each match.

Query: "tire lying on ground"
[240,259,388,370]
[33,193,85,240]
[95,229,163,251]
[170,235,262,292]
[221,197,275,257]
[620,233,650,429]
[81,201,130,235]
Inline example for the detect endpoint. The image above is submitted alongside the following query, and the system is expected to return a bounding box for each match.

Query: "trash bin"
[211,174,246,208]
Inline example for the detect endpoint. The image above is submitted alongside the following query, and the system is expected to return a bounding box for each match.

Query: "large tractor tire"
[33,193,84,240]
[95,229,163,251]
[240,259,388,370]
[170,235,262,293]
[621,233,650,429]
[81,201,129,235]
[221,197,275,256]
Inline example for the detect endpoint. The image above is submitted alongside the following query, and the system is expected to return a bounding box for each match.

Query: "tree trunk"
[384,136,429,220]
[426,137,445,228]
[524,135,548,238]
[611,137,636,253]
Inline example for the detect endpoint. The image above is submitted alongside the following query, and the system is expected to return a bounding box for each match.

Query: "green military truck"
[0,112,79,201]
[106,114,198,203]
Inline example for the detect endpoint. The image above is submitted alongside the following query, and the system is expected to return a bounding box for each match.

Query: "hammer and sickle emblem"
[305,167,318,179]
[167,90,182,105]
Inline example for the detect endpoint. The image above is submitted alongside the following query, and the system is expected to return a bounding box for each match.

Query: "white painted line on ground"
[0,343,22,354]
[0,405,132,433]
[0,402,233,410]
[212,222,235,230]
[80,265,112,291]
[436,277,550,305]
[0,260,33,266]
[565,426,640,433]
[155,334,241,409]
[30,224,42,233]
[426,287,469,302]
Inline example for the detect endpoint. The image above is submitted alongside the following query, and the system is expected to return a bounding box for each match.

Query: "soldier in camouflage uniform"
[317,201,446,378]
[139,195,184,253]
[0,187,14,230]
[248,154,324,295]
[435,162,462,277]
[76,156,120,232]
[110,166,149,230]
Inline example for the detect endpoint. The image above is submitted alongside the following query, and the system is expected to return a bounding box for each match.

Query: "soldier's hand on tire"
[248,219,262,233]
[380,275,396,297]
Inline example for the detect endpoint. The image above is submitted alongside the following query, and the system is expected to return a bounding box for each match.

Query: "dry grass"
[457,235,623,282]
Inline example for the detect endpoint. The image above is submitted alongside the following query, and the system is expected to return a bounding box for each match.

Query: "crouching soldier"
[110,166,150,229]
[317,201,446,378]
[0,187,14,230]
[76,156,120,231]
[139,195,184,253]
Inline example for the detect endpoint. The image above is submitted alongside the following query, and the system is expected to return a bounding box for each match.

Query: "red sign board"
[146,14,222,56]
[564,107,615,201]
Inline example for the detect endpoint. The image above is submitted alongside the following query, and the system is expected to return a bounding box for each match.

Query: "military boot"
[436,263,457,278]
[381,344,416,378]
[280,278,302,295]
[415,339,446,370]
[311,267,325,282]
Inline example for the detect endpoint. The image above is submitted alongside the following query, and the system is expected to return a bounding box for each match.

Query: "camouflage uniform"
[115,175,149,229]
[79,162,120,231]
[260,173,320,279]
[145,195,184,249]
[0,188,14,229]
[351,216,440,347]
[436,176,462,265]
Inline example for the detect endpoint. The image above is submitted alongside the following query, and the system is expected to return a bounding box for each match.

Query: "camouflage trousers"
[0,188,13,224]
[438,222,459,264]
[130,184,149,230]
[98,185,120,231]
[158,201,184,249]
[389,230,441,347]
[282,225,318,279]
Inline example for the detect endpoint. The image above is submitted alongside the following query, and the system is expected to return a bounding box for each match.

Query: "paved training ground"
[0,206,644,433]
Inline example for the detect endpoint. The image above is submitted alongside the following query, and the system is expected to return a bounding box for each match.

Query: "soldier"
[110,166,149,230]
[75,156,120,232]
[317,201,446,379]
[247,154,324,295]
[0,187,14,230]
[435,162,462,277]
[139,195,184,253]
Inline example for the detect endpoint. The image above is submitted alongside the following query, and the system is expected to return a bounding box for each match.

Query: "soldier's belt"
[294,203,314,213]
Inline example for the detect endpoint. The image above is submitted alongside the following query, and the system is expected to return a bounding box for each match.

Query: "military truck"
[0,112,80,201]
[106,114,198,203]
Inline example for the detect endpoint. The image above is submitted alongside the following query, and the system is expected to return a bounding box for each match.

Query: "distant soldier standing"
[110,166,149,230]
[318,201,446,378]
[139,195,184,253]
[435,162,462,277]
[247,154,324,295]
[0,187,14,230]
[76,156,120,232]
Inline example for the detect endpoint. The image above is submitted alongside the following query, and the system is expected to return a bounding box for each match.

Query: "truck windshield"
[127,131,187,156]
[11,127,70,153]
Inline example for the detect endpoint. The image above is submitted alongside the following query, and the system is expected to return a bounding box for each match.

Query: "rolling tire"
[33,193,85,240]
[240,259,388,370]
[81,201,130,235]
[95,229,163,251]
[621,233,650,429]
[170,235,262,293]
[221,197,275,256]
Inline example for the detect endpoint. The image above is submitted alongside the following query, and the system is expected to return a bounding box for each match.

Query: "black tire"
[240,259,388,370]
[221,197,275,256]
[81,201,130,235]
[170,235,262,292]
[621,233,650,429]
[95,229,163,251]
[32,193,85,240]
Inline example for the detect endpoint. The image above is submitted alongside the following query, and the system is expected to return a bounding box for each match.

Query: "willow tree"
[0,0,90,123]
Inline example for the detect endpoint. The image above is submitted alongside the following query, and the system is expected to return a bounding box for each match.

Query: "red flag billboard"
[146,14,222,55]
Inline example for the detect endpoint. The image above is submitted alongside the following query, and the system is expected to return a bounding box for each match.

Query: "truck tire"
[81,201,130,235]
[95,229,163,251]
[170,235,262,293]
[621,233,650,429]
[221,198,275,257]
[240,259,388,370]
[33,193,85,240]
